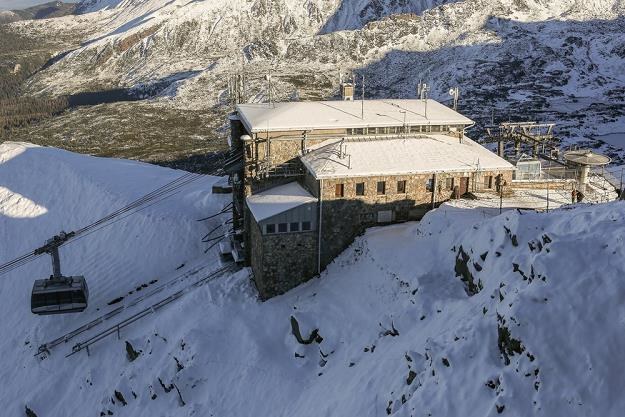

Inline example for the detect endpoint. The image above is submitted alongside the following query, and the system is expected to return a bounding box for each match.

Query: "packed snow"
[236,100,473,133]
[2,141,625,416]
[301,135,513,179]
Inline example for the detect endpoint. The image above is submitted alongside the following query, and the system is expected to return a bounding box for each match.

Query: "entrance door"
[459,177,469,196]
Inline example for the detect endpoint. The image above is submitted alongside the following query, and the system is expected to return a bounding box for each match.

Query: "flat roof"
[236,99,474,133]
[246,182,316,221]
[300,135,515,179]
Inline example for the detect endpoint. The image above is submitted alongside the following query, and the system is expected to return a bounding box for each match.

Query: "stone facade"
[511,179,576,190]
[249,211,318,300]
[314,169,513,269]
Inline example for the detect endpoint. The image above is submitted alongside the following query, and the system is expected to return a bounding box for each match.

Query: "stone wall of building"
[317,169,513,268]
[511,179,576,190]
[249,214,319,299]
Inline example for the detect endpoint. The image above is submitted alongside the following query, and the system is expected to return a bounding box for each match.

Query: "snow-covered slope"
[2,142,625,416]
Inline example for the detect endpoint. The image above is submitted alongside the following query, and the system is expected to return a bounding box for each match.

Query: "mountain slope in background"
[4,0,623,168]
[2,141,625,416]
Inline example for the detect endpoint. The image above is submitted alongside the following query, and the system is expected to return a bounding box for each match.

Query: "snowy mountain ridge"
[5,0,625,165]
[2,141,625,416]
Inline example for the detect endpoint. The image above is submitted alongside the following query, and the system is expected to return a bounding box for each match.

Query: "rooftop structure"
[236,99,474,133]
[301,135,514,179]
[246,182,316,222]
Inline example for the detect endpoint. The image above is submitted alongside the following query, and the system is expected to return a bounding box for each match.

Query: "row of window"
[333,176,495,197]
[265,221,312,235]
[345,125,464,136]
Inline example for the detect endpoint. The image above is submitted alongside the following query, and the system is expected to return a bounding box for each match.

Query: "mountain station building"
[224,96,514,299]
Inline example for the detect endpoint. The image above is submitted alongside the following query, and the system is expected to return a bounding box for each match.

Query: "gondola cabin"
[31,276,89,315]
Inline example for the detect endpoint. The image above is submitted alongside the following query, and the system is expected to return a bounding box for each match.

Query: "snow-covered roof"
[300,135,515,179]
[246,182,317,222]
[236,99,473,133]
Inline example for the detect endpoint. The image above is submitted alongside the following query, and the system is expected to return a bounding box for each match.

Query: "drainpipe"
[431,173,437,209]
[317,178,323,274]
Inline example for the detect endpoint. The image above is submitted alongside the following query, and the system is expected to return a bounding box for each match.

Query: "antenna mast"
[419,81,430,119]
[361,74,365,119]
[449,87,460,111]
[266,71,273,107]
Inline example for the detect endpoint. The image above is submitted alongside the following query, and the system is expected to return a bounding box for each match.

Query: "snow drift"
[1,142,625,416]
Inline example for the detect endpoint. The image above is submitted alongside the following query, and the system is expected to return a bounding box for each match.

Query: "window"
[445,177,454,190]
[266,224,275,234]
[290,222,300,232]
[356,182,365,196]
[355,128,364,135]
[431,125,441,133]
[302,221,311,231]
[377,181,386,195]
[426,178,434,192]
[278,223,288,233]
[397,180,406,193]
[347,128,354,135]
[335,183,344,197]
[484,176,493,189]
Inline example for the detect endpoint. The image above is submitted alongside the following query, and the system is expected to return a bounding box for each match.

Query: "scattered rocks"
[25,406,38,417]
[125,341,140,362]
[114,390,127,406]
[290,316,323,345]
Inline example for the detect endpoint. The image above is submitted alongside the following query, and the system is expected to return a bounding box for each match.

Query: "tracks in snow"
[37,261,238,358]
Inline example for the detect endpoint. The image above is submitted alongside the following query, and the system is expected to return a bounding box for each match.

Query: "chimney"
[341,82,354,101]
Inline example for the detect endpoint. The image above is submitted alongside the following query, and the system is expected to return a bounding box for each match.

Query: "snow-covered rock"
[2,142,625,416]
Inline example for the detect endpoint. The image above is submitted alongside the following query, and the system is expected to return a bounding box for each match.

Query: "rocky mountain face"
[5,0,625,165]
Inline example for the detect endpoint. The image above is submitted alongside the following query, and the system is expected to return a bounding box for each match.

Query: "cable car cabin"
[31,276,89,315]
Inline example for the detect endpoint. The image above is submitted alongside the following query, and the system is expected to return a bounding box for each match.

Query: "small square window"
[302,221,311,231]
[356,182,365,196]
[290,222,300,232]
[278,223,288,233]
[335,183,344,197]
[445,177,454,190]
[484,175,493,189]
[426,179,434,192]
[397,180,406,193]
[377,181,386,195]
[266,224,275,234]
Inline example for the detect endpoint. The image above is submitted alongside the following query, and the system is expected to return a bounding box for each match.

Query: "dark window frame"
[266,224,276,234]
[484,175,493,189]
[335,183,344,197]
[397,180,407,193]
[290,222,300,232]
[426,178,434,192]
[356,182,365,196]
[278,223,288,233]
[377,181,386,195]
[302,221,311,231]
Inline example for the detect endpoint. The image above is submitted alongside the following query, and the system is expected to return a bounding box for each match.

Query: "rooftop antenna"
[361,74,365,119]
[419,82,430,119]
[266,72,273,108]
[449,87,459,111]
